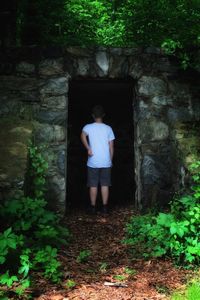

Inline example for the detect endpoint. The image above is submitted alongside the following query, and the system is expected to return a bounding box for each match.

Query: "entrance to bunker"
[67,79,135,212]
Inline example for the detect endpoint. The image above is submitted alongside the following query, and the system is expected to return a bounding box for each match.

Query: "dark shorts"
[87,167,111,187]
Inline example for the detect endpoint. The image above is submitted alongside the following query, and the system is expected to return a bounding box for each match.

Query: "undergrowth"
[124,160,200,266]
[171,277,200,300]
[0,144,70,298]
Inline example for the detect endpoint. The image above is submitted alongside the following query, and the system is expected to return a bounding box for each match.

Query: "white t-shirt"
[82,122,115,168]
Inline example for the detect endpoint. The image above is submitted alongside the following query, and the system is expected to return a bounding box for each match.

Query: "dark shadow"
[67,78,135,212]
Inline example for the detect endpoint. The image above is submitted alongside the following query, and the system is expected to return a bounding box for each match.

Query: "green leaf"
[156,213,174,227]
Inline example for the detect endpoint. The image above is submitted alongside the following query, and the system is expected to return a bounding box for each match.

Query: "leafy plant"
[0,271,18,288]
[99,262,108,273]
[124,160,200,266]
[0,143,70,297]
[28,144,48,199]
[113,275,126,281]
[65,279,76,289]
[124,267,136,276]
[32,246,62,283]
[171,280,200,300]
[76,250,91,263]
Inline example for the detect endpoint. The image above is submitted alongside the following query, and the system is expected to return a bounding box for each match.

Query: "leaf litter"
[35,206,190,300]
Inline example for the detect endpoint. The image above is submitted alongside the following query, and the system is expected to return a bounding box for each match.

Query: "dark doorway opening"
[67,79,135,212]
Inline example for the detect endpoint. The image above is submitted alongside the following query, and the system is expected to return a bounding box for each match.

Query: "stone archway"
[45,48,174,214]
[1,47,199,215]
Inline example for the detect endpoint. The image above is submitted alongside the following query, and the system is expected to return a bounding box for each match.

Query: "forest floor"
[36,206,191,300]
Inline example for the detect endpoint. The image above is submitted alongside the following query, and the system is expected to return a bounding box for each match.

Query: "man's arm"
[81,131,93,156]
[109,140,114,162]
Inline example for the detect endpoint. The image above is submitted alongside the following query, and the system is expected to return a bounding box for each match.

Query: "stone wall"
[0,47,199,213]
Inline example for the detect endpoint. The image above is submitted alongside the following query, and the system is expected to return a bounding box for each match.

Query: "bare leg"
[101,186,109,205]
[89,187,98,206]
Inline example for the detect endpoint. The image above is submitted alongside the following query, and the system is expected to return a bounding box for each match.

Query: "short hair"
[92,105,105,118]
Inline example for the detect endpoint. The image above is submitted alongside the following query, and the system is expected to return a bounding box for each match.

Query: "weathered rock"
[109,48,123,56]
[167,107,193,122]
[144,47,162,54]
[138,76,167,96]
[109,56,128,78]
[47,174,66,213]
[41,95,67,110]
[0,76,39,91]
[96,52,109,76]
[36,110,67,125]
[39,58,64,76]
[77,58,89,76]
[129,58,143,79]
[0,119,33,202]
[35,124,65,143]
[168,82,191,103]
[40,77,68,95]
[16,61,36,75]
[152,95,173,106]
[65,47,93,57]
[57,149,66,176]
[139,118,169,142]
[123,48,142,55]
[141,154,172,187]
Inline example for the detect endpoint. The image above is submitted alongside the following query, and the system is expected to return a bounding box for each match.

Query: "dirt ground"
[35,206,189,300]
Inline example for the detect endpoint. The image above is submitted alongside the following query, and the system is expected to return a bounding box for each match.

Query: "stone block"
[144,47,162,54]
[16,61,36,75]
[109,56,128,78]
[152,95,173,106]
[167,107,193,122]
[57,149,66,176]
[36,110,67,125]
[38,58,64,76]
[141,154,172,187]
[40,77,68,96]
[168,82,191,104]
[0,76,39,92]
[129,58,143,79]
[65,47,93,57]
[46,173,66,214]
[139,118,169,142]
[109,48,123,56]
[77,58,89,76]
[35,124,66,143]
[96,52,109,76]
[0,119,33,201]
[138,76,167,96]
[41,95,67,110]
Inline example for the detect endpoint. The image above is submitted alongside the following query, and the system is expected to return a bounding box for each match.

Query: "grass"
[171,281,200,300]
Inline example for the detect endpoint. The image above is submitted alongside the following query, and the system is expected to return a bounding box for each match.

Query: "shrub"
[171,280,200,300]
[0,144,70,297]
[76,250,91,263]
[123,161,200,266]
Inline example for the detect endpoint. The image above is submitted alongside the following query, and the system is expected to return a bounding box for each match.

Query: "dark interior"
[67,79,135,212]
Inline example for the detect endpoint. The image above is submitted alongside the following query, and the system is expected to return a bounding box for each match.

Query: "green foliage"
[113,275,127,281]
[0,271,18,288]
[16,0,200,69]
[99,262,108,272]
[76,250,91,263]
[65,279,77,289]
[124,161,200,266]
[124,267,137,276]
[32,246,62,283]
[171,280,200,300]
[0,144,70,297]
[28,144,48,199]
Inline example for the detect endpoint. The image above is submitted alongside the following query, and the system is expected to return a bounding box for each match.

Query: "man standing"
[81,105,115,215]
